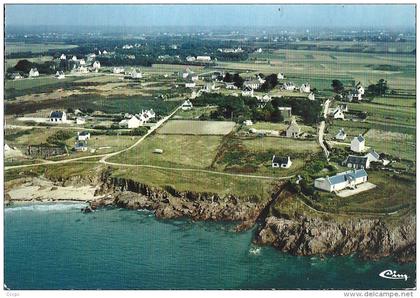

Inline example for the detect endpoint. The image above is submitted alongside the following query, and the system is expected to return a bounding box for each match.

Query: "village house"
[299,83,311,93]
[225,82,238,90]
[335,128,347,141]
[76,117,86,125]
[314,169,368,193]
[185,81,196,88]
[186,56,196,62]
[196,56,212,62]
[60,54,67,60]
[119,115,143,129]
[79,59,86,66]
[277,72,285,80]
[77,131,91,141]
[92,61,101,71]
[308,92,315,101]
[29,68,39,78]
[255,48,263,53]
[351,135,366,153]
[243,120,253,126]
[72,55,78,62]
[256,75,266,84]
[347,89,362,102]
[272,155,292,169]
[130,69,143,79]
[11,73,23,80]
[330,106,345,120]
[74,141,88,152]
[286,118,301,138]
[339,104,349,112]
[49,111,67,123]
[55,71,65,79]
[283,82,296,91]
[278,107,292,121]
[243,80,261,90]
[242,86,254,97]
[343,155,370,169]
[113,67,125,74]
[181,100,193,111]
[365,150,380,163]
[356,82,365,95]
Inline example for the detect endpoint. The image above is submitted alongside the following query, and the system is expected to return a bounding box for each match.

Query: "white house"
[130,69,143,79]
[72,55,78,62]
[308,92,315,101]
[92,61,101,70]
[49,111,67,123]
[242,86,254,97]
[196,56,211,62]
[356,82,365,95]
[186,56,196,62]
[314,169,368,193]
[60,54,67,60]
[283,82,296,91]
[365,150,380,163]
[244,80,261,90]
[299,83,311,93]
[255,48,263,53]
[113,67,125,74]
[55,71,65,79]
[181,100,193,110]
[182,68,192,79]
[29,68,39,77]
[11,73,23,80]
[76,117,86,125]
[257,75,266,84]
[347,90,362,102]
[119,115,143,129]
[351,135,366,153]
[286,118,301,138]
[77,131,91,141]
[272,155,292,169]
[344,155,370,169]
[243,120,253,126]
[335,128,347,141]
[185,81,196,88]
[79,59,86,66]
[330,107,345,119]
[225,82,238,90]
[277,72,285,80]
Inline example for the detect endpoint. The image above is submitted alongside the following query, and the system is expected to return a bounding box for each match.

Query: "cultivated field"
[157,120,236,135]
[5,42,78,54]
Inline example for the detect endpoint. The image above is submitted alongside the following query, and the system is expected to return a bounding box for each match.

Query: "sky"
[5,4,416,29]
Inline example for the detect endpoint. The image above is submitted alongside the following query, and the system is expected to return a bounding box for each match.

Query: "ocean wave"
[5,202,87,213]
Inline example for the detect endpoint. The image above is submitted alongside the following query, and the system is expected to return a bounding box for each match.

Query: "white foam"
[5,202,87,213]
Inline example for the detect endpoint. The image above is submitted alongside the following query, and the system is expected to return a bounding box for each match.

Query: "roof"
[345,155,369,166]
[327,169,368,186]
[287,121,300,132]
[356,135,365,142]
[50,111,64,118]
[272,155,290,165]
[79,131,90,136]
[366,150,380,160]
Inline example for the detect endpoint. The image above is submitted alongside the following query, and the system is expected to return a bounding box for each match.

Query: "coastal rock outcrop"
[255,215,416,262]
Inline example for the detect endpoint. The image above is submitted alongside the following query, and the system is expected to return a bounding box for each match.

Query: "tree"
[270,109,284,123]
[331,80,344,93]
[259,74,278,92]
[13,59,33,73]
[367,79,388,96]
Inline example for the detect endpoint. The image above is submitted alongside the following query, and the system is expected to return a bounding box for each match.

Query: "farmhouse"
[243,80,261,90]
[308,92,315,101]
[74,141,88,152]
[242,86,254,97]
[356,82,365,95]
[29,68,39,77]
[49,111,67,123]
[243,120,253,126]
[11,73,23,80]
[314,169,368,193]
[196,56,211,62]
[330,106,345,119]
[185,81,196,88]
[55,71,65,79]
[365,150,380,163]
[79,59,86,66]
[130,69,143,79]
[286,118,301,138]
[272,155,292,169]
[181,100,193,111]
[60,54,67,60]
[76,117,86,125]
[277,72,285,80]
[113,67,125,74]
[347,90,362,102]
[77,131,91,141]
[283,82,296,91]
[92,61,101,70]
[335,128,347,141]
[186,56,196,62]
[72,55,78,61]
[225,82,238,89]
[299,83,311,93]
[119,115,143,129]
[351,135,366,153]
[343,155,370,169]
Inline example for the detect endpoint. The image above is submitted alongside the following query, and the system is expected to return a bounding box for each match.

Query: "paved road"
[318,99,331,159]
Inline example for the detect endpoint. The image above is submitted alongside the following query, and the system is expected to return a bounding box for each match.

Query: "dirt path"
[318,99,330,159]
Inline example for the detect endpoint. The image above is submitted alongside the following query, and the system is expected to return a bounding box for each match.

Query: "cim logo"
[379,270,409,281]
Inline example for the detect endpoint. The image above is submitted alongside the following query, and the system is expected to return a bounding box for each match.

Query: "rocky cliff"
[255,214,416,263]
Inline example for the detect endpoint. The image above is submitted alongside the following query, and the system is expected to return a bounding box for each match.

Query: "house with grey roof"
[272,155,292,169]
[314,169,368,193]
[49,111,67,123]
[286,117,301,138]
[365,150,380,163]
[343,155,370,169]
[351,135,366,153]
[335,128,347,141]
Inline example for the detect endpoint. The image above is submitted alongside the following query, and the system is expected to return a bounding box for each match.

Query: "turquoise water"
[4,203,416,290]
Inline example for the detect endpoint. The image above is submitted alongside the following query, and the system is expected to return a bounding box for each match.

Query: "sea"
[4,203,416,290]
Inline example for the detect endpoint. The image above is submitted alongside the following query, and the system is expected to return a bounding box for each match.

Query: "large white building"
[314,169,368,192]
[351,135,366,153]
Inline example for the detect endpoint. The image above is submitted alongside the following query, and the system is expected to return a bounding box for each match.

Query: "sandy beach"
[5,177,98,204]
